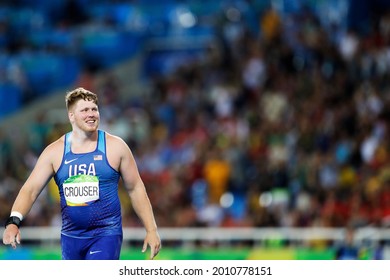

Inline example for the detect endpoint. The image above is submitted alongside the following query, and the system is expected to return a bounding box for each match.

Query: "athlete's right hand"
[2,224,21,249]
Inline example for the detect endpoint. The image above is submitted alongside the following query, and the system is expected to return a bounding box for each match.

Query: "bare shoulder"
[105,132,128,147]
[36,135,65,170]
[104,132,133,170]
[44,135,65,154]
[40,136,65,167]
[105,131,131,155]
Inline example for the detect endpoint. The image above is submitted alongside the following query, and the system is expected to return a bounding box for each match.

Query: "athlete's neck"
[69,129,98,153]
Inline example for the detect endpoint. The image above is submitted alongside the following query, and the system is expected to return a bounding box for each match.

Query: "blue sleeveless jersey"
[54,130,122,238]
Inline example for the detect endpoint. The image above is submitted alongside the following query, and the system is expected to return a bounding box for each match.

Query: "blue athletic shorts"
[61,234,123,260]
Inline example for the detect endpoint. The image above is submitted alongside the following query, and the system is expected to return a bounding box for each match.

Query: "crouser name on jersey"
[68,163,96,177]
[64,185,99,197]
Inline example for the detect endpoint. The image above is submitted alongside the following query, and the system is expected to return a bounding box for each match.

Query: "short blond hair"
[65,87,98,111]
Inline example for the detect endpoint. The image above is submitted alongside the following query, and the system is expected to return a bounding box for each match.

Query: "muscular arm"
[12,147,55,216]
[109,135,161,259]
[3,142,57,248]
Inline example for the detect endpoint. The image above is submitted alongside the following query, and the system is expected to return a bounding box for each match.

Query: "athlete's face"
[69,99,100,132]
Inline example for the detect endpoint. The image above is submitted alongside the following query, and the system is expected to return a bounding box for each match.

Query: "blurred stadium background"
[1,0,390,260]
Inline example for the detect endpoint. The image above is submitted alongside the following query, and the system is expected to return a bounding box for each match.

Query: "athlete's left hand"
[142,230,161,259]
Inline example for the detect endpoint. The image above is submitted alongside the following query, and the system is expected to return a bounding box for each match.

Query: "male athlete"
[2,87,161,260]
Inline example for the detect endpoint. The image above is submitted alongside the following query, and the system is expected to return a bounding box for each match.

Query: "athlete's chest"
[64,154,105,178]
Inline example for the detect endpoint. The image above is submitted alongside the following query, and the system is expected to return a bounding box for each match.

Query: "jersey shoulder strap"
[97,130,106,154]
[64,132,72,154]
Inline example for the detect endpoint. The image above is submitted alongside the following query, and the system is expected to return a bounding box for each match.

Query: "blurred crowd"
[1,1,390,235]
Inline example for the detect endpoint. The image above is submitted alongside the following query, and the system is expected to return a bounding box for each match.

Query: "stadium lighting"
[220,192,234,208]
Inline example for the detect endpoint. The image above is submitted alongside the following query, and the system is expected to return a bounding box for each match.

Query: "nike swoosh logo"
[64,158,78,165]
[89,250,102,255]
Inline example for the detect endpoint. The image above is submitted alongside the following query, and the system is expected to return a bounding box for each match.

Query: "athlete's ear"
[68,110,74,122]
